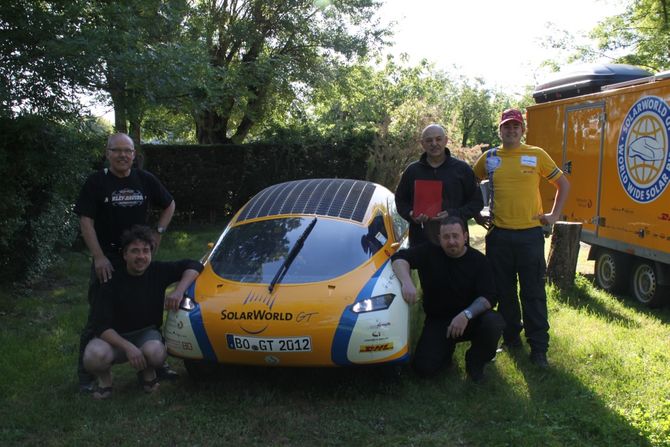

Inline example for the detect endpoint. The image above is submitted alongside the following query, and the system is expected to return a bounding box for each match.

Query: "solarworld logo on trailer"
[617,95,670,203]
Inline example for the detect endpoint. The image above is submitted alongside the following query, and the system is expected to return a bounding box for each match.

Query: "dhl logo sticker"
[359,342,394,352]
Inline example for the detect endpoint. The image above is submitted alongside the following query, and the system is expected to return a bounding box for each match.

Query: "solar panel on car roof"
[237,179,376,222]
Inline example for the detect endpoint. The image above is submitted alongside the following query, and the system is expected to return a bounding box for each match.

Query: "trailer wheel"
[630,259,668,308]
[594,250,629,294]
[184,359,221,381]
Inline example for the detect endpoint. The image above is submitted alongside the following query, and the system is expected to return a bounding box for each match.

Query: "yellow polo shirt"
[473,143,563,230]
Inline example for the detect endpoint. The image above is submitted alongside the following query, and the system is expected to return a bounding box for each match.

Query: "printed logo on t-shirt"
[520,155,537,167]
[111,189,145,207]
[486,156,501,172]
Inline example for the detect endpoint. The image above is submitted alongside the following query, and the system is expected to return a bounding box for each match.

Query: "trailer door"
[563,103,606,237]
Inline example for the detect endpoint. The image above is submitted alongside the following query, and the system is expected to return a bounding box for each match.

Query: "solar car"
[164,178,411,376]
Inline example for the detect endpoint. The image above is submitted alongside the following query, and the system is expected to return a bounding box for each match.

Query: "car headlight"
[351,294,395,313]
[179,296,196,311]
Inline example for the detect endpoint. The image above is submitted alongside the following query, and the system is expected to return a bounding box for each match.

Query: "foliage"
[588,0,670,71]
[544,0,670,73]
[452,78,498,148]
[141,106,197,143]
[451,146,485,167]
[0,0,89,117]
[308,57,456,135]
[186,0,389,144]
[1,228,669,446]
[0,116,105,284]
[366,103,442,189]
[74,0,199,138]
[1,0,200,140]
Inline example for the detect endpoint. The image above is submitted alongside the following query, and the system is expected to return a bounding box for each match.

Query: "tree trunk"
[129,118,143,169]
[196,109,232,144]
[111,92,128,134]
[546,222,583,290]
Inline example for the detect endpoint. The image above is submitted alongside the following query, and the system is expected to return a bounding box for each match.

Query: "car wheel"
[183,359,221,381]
[630,259,669,308]
[594,249,629,294]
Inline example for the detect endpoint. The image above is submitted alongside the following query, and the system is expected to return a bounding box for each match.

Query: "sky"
[376,0,627,95]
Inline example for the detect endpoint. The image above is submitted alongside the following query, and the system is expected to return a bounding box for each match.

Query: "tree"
[544,0,670,72]
[76,0,198,142]
[0,0,198,145]
[0,0,88,117]
[453,79,497,148]
[589,0,670,71]
[187,0,389,144]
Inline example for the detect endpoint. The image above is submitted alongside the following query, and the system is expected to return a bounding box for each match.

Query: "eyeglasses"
[107,148,135,155]
[422,136,445,144]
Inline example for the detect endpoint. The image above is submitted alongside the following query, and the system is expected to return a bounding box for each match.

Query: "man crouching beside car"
[391,216,505,383]
[83,225,203,400]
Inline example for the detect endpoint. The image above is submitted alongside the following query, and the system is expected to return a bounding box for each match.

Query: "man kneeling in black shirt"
[83,225,203,399]
[392,216,505,382]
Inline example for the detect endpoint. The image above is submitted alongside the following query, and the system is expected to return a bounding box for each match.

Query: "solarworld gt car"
[164,178,411,377]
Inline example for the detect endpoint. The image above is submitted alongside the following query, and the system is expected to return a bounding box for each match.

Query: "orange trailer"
[527,64,670,307]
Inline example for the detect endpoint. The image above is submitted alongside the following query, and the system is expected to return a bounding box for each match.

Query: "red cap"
[499,108,524,126]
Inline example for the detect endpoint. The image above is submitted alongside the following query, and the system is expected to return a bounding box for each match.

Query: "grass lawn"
[1,224,669,446]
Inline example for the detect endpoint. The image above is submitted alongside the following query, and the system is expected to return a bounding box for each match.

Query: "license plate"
[226,334,312,352]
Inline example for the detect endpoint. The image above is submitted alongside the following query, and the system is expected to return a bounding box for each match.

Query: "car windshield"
[209,215,388,284]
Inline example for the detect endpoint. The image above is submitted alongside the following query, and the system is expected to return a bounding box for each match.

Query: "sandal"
[92,385,113,400]
[141,376,160,394]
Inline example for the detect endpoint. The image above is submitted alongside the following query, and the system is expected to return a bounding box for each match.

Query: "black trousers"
[486,226,549,353]
[413,310,505,377]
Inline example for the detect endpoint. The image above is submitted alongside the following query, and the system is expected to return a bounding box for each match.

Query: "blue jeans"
[486,226,549,353]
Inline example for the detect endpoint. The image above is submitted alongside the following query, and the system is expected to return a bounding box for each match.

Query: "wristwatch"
[156,226,167,234]
[463,309,473,320]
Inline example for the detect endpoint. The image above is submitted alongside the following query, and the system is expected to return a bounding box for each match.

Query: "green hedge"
[0,116,103,283]
[142,133,372,223]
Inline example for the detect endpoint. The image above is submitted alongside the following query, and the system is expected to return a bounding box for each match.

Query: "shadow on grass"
[165,343,653,447]
[183,361,409,400]
[492,345,652,447]
[551,275,670,326]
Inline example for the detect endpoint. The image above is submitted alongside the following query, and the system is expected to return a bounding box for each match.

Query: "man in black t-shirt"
[392,216,505,382]
[83,226,203,400]
[74,133,176,392]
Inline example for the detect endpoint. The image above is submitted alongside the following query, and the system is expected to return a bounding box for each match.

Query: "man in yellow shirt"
[473,109,570,367]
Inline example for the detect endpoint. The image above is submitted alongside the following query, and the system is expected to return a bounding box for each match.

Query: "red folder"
[413,180,442,218]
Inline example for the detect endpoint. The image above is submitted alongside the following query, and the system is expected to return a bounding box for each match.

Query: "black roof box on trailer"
[532,64,653,103]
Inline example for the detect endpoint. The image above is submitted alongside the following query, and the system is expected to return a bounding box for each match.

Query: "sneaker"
[530,351,549,368]
[156,362,179,381]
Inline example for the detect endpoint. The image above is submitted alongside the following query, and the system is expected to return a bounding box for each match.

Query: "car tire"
[594,249,629,294]
[184,359,221,381]
[630,259,669,308]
